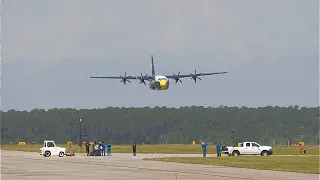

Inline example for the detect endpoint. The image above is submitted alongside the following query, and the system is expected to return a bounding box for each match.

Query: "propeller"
[139,73,148,85]
[173,72,182,84]
[190,69,202,83]
[120,72,131,85]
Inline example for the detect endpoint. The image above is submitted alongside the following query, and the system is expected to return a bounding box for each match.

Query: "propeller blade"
[138,73,148,85]
[173,72,182,84]
[188,70,201,83]
[139,81,146,85]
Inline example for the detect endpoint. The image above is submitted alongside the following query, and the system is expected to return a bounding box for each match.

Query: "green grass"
[1,144,319,155]
[145,156,320,174]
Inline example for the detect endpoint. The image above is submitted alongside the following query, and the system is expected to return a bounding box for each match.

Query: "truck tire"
[261,151,268,156]
[232,151,240,156]
[44,151,51,157]
[59,152,64,157]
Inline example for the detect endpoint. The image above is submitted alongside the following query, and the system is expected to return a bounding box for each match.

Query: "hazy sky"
[2,0,319,111]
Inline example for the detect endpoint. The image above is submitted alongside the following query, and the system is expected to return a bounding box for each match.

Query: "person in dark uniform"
[132,142,137,156]
[216,142,221,157]
[201,142,208,157]
[107,143,112,156]
[99,142,103,156]
[101,142,106,156]
[85,142,90,156]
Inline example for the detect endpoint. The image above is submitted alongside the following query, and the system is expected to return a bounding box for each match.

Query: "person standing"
[216,142,221,157]
[132,142,137,156]
[201,142,208,157]
[101,142,106,156]
[107,143,112,156]
[99,142,103,156]
[92,141,98,156]
[85,142,90,156]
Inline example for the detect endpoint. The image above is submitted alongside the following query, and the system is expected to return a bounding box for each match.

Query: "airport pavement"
[1,150,318,180]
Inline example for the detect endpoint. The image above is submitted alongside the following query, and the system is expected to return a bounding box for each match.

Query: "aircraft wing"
[90,76,134,79]
[89,74,153,80]
[165,71,228,79]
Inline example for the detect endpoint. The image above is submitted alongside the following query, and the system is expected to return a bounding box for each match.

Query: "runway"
[1,150,318,180]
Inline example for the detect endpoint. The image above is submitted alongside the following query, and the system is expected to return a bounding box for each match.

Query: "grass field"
[144,156,320,174]
[1,143,319,155]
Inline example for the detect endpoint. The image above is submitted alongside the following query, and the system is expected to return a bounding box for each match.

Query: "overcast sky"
[2,0,319,111]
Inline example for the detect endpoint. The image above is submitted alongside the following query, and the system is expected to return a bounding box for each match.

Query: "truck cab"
[40,140,66,157]
[223,141,273,156]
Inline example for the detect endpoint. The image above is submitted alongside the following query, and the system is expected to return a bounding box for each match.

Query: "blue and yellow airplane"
[89,55,227,90]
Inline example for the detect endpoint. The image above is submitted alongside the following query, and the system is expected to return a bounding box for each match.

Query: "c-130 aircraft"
[89,55,228,91]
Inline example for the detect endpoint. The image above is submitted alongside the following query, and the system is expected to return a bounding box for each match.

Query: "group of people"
[201,141,222,157]
[85,141,112,156]
[84,141,225,157]
[85,141,137,156]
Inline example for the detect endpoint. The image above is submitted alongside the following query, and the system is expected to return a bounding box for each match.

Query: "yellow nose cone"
[160,80,167,89]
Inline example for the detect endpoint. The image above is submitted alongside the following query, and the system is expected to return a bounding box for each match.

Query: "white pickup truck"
[40,140,66,157]
[222,141,273,156]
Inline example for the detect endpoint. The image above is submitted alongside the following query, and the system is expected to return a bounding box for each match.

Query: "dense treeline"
[1,106,319,145]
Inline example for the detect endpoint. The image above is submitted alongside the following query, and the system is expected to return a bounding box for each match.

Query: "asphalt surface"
[1,150,318,180]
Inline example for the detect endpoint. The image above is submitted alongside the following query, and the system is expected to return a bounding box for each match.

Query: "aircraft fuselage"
[149,75,169,90]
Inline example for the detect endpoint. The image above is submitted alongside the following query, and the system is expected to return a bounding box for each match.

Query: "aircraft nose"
[160,80,168,89]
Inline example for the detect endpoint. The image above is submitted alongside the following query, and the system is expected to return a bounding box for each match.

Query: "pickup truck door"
[251,143,261,154]
[243,142,254,154]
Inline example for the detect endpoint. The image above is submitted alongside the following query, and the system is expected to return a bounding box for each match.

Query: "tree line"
[1,106,319,145]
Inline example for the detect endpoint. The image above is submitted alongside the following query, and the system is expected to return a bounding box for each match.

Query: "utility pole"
[232,129,235,147]
[72,118,86,156]
[79,118,82,147]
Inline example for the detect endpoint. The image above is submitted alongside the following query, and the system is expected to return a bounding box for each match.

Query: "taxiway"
[1,150,318,180]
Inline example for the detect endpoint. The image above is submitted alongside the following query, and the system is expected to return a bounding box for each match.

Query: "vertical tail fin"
[151,54,155,76]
